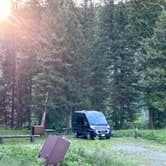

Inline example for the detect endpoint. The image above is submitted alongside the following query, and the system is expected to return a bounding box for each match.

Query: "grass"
[112,129,166,144]
[0,137,137,166]
[0,144,44,166]
[0,128,30,135]
[0,128,166,166]
[62,144,137,166]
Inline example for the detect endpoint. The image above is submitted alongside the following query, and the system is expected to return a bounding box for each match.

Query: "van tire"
[86,133,91,140]
[74,132,79,138]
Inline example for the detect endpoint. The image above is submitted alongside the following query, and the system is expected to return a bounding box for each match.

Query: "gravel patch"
[111,144,147,152]
[110,143,166,166]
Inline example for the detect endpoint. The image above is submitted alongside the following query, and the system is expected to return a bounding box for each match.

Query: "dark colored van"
[72,110,111,139]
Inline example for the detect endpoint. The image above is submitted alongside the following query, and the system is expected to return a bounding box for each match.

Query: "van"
[72,110,111,139]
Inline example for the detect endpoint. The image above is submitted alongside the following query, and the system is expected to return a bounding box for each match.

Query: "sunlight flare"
[0,0,11,20]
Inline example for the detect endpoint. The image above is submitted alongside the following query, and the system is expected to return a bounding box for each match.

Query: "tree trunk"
[147,90,154,129]
[149,108,154,129]
[41,111,46,127]
[120,107,125,129]
[66,111,71,129]
[10,43,16,129]
[41,92,49,127]
[16,76,22,129]
[120,116,125,129]
[28,77,32,129]
[3,96,7,128]
[4,23,17,129]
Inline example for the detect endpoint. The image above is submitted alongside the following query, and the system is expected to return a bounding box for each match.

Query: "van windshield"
[86,113,108,125]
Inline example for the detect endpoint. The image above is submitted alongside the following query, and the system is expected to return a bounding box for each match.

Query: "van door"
[83,115,89,133]
[75,114,84,135]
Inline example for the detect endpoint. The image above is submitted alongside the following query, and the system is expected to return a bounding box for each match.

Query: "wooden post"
[133,123,138,139]
[30,135,34,142]
[0,137,4,144]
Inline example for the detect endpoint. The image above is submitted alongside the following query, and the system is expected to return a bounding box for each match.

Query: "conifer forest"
[0,0,165,130]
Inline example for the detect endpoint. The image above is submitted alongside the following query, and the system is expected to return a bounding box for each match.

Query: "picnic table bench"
[0,135,40,144]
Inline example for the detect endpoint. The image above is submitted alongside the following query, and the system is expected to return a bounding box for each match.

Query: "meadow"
[0,129,166,166]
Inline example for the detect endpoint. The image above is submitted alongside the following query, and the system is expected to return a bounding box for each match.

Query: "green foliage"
[0,145,43,166]
[62,146,136,166]
[139,12,166,128]
[113,129,166,144]
[107,1,140,128]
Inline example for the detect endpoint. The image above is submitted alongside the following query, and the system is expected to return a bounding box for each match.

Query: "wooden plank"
[0,135,40,138]
[0,135,40,144]
[0,137,3,144]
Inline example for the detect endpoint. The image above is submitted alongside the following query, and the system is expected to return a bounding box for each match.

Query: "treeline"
[0,0,165,130]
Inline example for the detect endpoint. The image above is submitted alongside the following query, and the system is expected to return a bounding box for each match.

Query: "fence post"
[0,137,4,144]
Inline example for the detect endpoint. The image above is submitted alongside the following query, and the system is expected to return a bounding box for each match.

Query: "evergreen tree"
[107,2,139,129]
[129,0,166,128]
[88,0,113,111]
[32,0,90,128]
[140,12,166,128]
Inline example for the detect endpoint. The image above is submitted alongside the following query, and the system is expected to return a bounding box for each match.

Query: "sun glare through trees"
[0,0,11,20]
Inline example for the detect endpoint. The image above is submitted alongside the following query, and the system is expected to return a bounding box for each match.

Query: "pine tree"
[140,12,166,128]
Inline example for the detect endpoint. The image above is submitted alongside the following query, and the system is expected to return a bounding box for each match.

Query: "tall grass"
[62,146,136,166]
[112,129,166,144]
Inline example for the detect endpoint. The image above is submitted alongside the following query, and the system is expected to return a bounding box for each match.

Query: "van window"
[86,113,108,125]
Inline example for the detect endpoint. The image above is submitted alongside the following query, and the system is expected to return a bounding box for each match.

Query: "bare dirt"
[110,138,166,166]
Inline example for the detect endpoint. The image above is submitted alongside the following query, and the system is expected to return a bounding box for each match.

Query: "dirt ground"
[110,138,166,166]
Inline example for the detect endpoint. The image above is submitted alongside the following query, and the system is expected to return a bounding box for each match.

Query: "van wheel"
[86,133,91,140]
[74,132,79,138]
